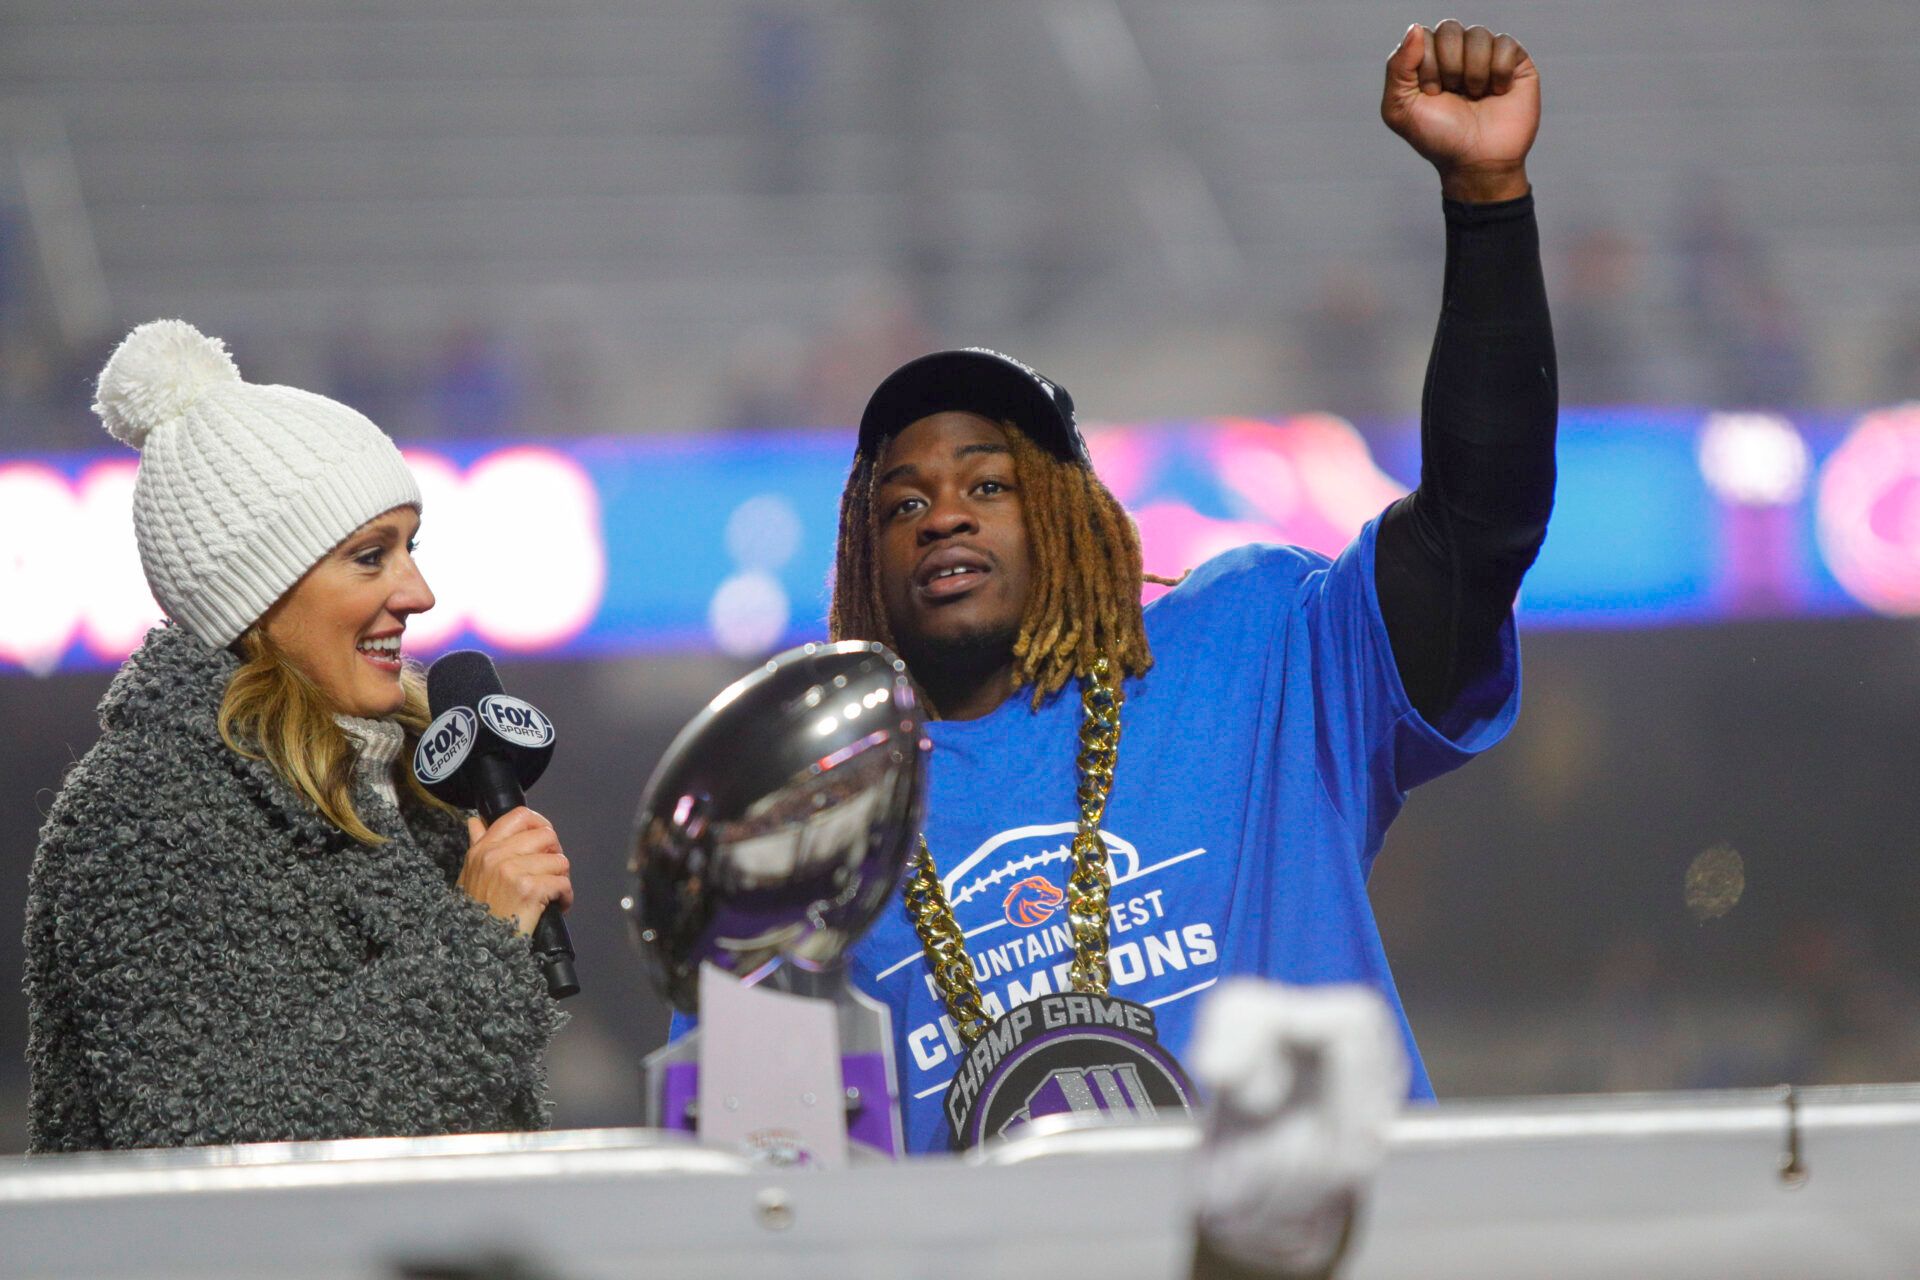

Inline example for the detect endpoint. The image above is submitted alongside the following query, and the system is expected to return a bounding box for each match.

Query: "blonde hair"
[830,425,1167,709]
[218,629,454,844]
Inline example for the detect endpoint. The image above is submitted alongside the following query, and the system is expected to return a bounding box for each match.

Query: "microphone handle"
[472,753,581,1000]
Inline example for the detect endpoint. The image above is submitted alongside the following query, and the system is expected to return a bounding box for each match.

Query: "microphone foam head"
[427,649,505,715]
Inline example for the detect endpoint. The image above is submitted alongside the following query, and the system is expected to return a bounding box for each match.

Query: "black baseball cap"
[857,348,1089,466]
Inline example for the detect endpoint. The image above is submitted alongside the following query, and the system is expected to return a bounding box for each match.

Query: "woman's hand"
[459,807,573,936]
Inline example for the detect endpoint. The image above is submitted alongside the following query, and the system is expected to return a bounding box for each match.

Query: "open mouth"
[924,563,989,599]
[916,548,993,600]
[356,632,403,672]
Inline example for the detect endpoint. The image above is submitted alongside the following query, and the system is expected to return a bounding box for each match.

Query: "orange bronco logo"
[1004,876,1065,927]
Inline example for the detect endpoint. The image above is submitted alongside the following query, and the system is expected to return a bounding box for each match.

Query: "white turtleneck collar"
[334,714,406,815]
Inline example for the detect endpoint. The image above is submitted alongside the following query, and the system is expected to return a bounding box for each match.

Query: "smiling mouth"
[356,634,403,670]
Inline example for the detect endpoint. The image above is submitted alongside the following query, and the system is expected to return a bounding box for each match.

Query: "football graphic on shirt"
[946,823,1141,917]
[1003,875,1065,927]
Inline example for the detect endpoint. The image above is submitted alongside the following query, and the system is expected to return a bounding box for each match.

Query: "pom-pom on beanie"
[95,319,422,648]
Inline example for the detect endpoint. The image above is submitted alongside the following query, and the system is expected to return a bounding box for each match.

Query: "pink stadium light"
[1817,404,1920,616]
[0,447,605,672]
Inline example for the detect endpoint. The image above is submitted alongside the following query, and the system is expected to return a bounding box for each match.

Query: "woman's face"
[260,506,435,718]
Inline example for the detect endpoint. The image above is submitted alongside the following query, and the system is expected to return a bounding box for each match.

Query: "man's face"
[873,411,1035,667]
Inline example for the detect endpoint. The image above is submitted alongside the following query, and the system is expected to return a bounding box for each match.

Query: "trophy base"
[654,1052,898,1160]
[643,961,905,1164]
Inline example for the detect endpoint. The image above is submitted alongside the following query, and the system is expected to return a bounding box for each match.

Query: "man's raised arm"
[1373,21,1558,725]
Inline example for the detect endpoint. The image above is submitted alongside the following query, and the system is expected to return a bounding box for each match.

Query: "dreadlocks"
[830,423,1163,711]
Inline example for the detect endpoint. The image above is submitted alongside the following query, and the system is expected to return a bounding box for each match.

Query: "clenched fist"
[1382,21,1539,203]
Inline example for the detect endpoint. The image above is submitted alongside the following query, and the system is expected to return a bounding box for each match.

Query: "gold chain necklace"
[901,657,1123,1047]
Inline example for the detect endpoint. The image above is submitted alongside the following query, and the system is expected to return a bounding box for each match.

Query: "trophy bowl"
[628,641,927,1013]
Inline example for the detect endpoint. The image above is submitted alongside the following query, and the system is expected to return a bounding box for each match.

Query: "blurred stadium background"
[3,0,1919,1152]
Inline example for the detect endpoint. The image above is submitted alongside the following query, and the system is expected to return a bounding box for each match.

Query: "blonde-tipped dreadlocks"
[830,424,1169,711]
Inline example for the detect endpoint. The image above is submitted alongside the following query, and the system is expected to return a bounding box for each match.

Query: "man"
[834,21,1555,1153]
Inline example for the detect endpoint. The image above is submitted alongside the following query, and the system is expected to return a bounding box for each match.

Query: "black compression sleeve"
[1377,192,1558,725]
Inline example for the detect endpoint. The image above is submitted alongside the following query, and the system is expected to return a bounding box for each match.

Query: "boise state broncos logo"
[1003,875,1064,927]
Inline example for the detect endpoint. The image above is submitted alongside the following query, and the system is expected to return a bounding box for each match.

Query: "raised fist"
[1382,21,1539,203]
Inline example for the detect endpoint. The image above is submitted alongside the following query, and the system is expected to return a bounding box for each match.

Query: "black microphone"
[414,650,579,999]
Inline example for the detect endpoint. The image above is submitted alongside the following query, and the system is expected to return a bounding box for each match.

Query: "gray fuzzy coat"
[24,623,561,1152]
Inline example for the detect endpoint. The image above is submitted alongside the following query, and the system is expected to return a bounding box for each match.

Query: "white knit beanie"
[94,319,423,648]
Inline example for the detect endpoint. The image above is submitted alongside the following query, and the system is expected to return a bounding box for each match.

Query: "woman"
[24,320,573,1151]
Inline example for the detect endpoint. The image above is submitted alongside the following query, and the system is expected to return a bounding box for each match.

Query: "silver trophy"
[628,641,926,1163]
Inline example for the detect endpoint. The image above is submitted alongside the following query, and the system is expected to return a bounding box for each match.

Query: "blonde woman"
[24,321,572,1152]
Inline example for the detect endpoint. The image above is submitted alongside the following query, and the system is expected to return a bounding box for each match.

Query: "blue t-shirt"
[847,519,1520,1153]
